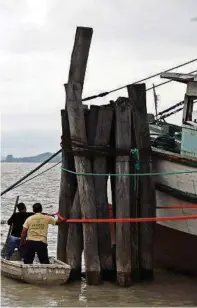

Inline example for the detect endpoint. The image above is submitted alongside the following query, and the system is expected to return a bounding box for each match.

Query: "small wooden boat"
[1,256,71,285]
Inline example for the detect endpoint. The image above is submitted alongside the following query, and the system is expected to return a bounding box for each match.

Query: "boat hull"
[152,148,197,275]
[152,148,197,235]
[0,257,71,285]
[154,223,197,275]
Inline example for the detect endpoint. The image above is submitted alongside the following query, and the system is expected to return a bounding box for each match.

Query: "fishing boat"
[1,255,71,285]
[150,72,197,275]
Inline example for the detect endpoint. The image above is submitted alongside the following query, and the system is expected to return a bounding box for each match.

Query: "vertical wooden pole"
[66,190,83,280]
[91,105,114,279]
[65,105,88,280]
[57,109,77,262]
[182,94,193,123]
[130,111,140,282]
[127,83,156,281]
[66,27,101,285]
[109,101,116,225]
[115,99,132,286]
[108,101,116,273]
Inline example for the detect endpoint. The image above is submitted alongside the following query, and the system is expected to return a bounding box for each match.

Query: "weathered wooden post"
[115,98,132,286]
[108,101,117,274]
[127,83,156,281]
[57,109,77,263]
[129,106,141,282]
[90,105,114,278]
[65,105,89,280]
[66,27,101,284]
[66,190,83,280]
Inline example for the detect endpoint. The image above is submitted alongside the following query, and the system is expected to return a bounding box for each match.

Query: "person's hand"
[48,214,56,218]
[20,240,26,248]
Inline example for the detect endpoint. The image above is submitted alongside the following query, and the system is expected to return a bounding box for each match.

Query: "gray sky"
[1,0,197,157]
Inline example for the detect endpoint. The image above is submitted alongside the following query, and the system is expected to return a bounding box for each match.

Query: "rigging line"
[82,58,197,101]
[7,161,62,193]
[152,100,197,122]
[155,99,197,121]
[157,101,184,117]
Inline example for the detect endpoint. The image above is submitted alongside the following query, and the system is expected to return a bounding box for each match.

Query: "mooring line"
[54,212,197,223]
[82,59,197,101]
[62,167,197,177]
[157,205,197,209]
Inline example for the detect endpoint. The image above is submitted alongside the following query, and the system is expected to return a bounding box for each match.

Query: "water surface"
[1,163,197,307]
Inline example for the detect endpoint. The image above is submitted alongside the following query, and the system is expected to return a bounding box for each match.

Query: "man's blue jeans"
[7,235,20,259]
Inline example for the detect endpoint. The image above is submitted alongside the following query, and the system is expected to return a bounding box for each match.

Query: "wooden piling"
[109,101,116,223]
[130,111,140,282]
[65,105,89,280]
[115,99,132,286]
[127,83,156,281]
[90,105,114,279]
[108,101,117,273]
[57,109,77,263]
[66,190,83,280]
[66,27,101,285]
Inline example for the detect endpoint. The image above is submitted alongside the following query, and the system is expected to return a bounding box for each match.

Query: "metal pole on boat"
[1,149,62,196]
[152,84,158,119]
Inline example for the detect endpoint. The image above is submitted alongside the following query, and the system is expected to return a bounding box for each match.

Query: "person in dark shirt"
[7,202,33,260]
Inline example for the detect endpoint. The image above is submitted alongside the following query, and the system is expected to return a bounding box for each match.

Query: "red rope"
[55,212,197,223]
[108,204,197,210]
[157,205,197,209]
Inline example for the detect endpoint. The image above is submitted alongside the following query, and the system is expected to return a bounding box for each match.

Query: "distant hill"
[2,152,62,163]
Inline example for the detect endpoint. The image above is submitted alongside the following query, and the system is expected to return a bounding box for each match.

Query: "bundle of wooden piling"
[57,26,156,286]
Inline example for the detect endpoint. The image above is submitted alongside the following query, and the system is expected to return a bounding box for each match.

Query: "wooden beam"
[160,72,197,84]
[182,94,194,123]
[57,109,77,263]
[127,83,156,281]
[66,27,101,285]
[65,105,89,280]
[130,111,140,282]
[91,105,114,278]
[186,81,197,97]
[66,190,83,280]
[115,99,132,286]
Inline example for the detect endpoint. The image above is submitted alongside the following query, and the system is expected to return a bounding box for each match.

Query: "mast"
[152,83,158,119]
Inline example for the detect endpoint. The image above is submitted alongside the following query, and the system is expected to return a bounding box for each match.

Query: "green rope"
[61,167,197,177]
[62,147,197,177]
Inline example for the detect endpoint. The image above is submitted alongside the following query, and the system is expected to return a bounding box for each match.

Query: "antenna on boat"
[152,83,159,120]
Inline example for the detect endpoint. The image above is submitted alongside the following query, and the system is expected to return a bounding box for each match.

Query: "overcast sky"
[1,0,197,157]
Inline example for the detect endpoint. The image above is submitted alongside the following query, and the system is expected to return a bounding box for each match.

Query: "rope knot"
[130,148,140,190]
[130,148,140,171]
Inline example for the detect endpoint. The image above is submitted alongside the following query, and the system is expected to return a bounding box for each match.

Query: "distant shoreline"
[1,152,61,163]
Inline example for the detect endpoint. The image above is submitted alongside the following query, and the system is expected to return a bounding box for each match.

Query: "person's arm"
[20,227,28,247]
[27,212,34,217]
[7,214,14,225]
[48,216,65,226]
[55,219,65,225]
[20,218,29,247]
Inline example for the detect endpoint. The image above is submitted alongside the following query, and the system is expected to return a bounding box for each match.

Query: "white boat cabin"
[161,72,197,159]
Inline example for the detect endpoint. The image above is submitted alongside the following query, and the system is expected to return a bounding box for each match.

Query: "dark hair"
[33,203,42,213]
[17,203,26,212]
